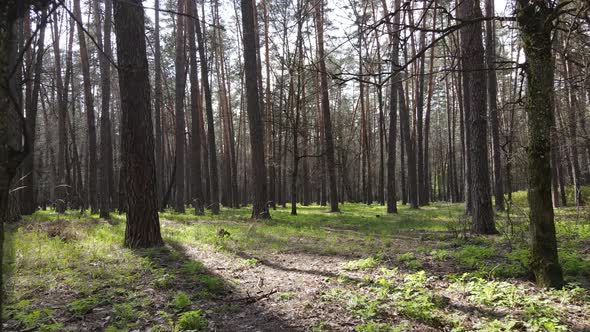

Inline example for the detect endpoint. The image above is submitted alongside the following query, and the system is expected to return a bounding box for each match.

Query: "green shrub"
[172,291,191,310]
[344,256,380,270]
[354,322,409,332]
[453,245,494,268]
[198,275,223,292]
[113,302,137,327]
[182,261,204,274]
[69,296,99,316]
[176,310,208,331]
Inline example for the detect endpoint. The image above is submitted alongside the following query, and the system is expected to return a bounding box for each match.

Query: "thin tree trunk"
[22,9,47,215]
[95,0,114,219]
[194,4,220,214]
[382,0,399,213]
[315,0,339,212]
[262,0,276,209]
[52,10,68,214]
[73,0,98,213]
[416,28,426,206]
[400,77,418,209]
[154,0,164,206]
[564,59,584,206]
[423,1,437,205]
[485,0,504,211]
[174,0,187,213]
[188,0,204,215]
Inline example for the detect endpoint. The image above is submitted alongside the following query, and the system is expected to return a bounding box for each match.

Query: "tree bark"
[1,0,35,320]
[187,0,203,215]
[174,0,187,213]
[382,0,400,213]
[154,0,164,206]
[52,10,68,214]
[22,9,47,215]
[95,0,114,219]
[114,0,164,248]
[399,77,418,209]
[194,4,220,214]
[241,0,270,219]
[485,0,504,211]
[458,0,496,234]
[516,0,563,288]
[73,0,98,213]
[315,0,339,212]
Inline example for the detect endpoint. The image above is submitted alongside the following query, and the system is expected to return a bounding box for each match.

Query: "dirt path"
[180,243,369,331]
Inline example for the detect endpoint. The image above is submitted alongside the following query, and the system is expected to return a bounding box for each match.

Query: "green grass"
[3,191,590,330]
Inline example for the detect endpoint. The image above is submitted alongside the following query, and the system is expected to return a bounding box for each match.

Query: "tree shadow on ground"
[136,239,302,331]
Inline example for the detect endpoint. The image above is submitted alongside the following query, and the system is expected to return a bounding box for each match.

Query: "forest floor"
[3,190,590,331]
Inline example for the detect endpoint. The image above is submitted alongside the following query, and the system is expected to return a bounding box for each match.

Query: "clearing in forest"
[3,194,590,331]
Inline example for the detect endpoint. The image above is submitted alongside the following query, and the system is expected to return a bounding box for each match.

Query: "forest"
[1,0,590,330]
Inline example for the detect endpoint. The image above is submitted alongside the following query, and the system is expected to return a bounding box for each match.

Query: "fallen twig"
[233,288,278,303]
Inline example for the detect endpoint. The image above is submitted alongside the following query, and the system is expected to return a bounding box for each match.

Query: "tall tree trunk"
[52,10,67,214]
[174,0,186,213]
[1,0,35,319]
[564,59,584,206]
[458,0,496,234]
[73,0,98,213]
[95,0,114,219]
[22,9,47,215]
[400,78,418,209]
[242,0,270,219]
[457,59,471,210]
[382,0,400,213]
[63,14,74,209]
[315,0,339,212]
[188,0,203,215]
[516,0,563,288]
[114,0,164,248]
[416,29,426,206]
[194,4,220,214]
[154,0,164,206]
[485,0,504,211]
[423,1,437,205]
[262,0,276,209]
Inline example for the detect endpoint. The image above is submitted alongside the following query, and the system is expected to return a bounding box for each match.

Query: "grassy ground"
[3,193,590,331]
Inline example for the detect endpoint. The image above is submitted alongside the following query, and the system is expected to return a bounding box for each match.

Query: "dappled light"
[2,0,590,330]
[4,195,590,330]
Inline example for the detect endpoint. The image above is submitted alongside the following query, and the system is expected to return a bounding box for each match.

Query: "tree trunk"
[114,0,164,248]
[564,59,584,206]
[187,0,203,215]
[485,0,504,211]
[458,0,496,234]
[423,1,437,205]
[154,0,164,206]
[194,4,220,214]
[52,10,68,214]
[516,0,563,288]
[399,78,418,209]
[241,0,270,219]
[22,9,46,215]
[95,0,114,219]
[315,0,339,212]
[1,0,34,319]
[416,29,426,206]
[174,0,186,213]
[73,0,98,213]
[262,0,276,209]
[382,0,400,213]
